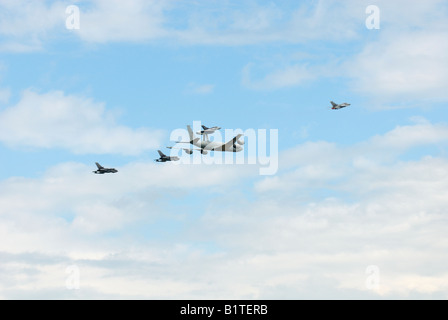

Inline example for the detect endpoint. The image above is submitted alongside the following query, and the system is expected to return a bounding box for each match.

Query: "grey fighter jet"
[330,101,350,110]
[155,150,180,162]
[196,125,221,135]
[93,162,118,174]
[197,125,222,141]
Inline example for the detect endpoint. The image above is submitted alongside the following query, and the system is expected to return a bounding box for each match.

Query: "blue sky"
[1,0,448,299]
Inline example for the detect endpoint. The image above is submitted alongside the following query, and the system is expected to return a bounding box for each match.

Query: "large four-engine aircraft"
[170,125,243,155]
[93,162,118,174]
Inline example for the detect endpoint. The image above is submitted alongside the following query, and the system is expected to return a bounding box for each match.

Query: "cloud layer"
[1,121,448,299]
[0,90,162,155]
[2,1,447,106]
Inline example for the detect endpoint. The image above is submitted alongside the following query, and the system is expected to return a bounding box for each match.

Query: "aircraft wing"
[174,137,200,144]
[221,134,243,151]
[168,147,201,152]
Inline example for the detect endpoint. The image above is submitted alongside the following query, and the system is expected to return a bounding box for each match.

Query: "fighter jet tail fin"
[330,101,337,107]
[95,162,104,169]
[187,125,196,142]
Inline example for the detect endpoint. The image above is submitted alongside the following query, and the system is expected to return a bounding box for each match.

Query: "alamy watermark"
[365,265,380,290]
[66,5,80,30]
[365,5,380,30]
[66,264,80,290]
[64,4,380,32]
[168,121,278,176]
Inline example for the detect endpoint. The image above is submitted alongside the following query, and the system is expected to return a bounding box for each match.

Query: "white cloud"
[243,121,448,298]
[366,121,448,152]
[76,0,168,43]
[224,0,448,97]
[256,121,448,194]
[0,0,65,36]
[0,0,67,52]
[0,0,170,51]
[0,160,259,298]
[0,89,162,155]
[372,0,448,31]
[174,0,363,46]
[338,0,448,106]
[347,32,448,104]
[1,121,448,298]
[0,0,367,50]
[0,160,253,237]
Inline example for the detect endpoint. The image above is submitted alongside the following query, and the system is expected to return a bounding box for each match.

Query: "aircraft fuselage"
[93,169,117,174]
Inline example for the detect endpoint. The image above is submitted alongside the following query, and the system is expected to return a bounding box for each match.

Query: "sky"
[1,0,448,299]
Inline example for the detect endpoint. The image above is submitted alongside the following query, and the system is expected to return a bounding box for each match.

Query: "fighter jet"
[197,125,222,141]
[155,150,180,162]
[170,125,243,155]
[93,162,118,174]
[330,101,351,110]
[196,125,221,136]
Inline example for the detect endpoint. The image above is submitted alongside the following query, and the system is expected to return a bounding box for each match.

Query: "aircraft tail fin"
[187,125,196,142]
[330,101,337,107]
[95,162,103,169]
